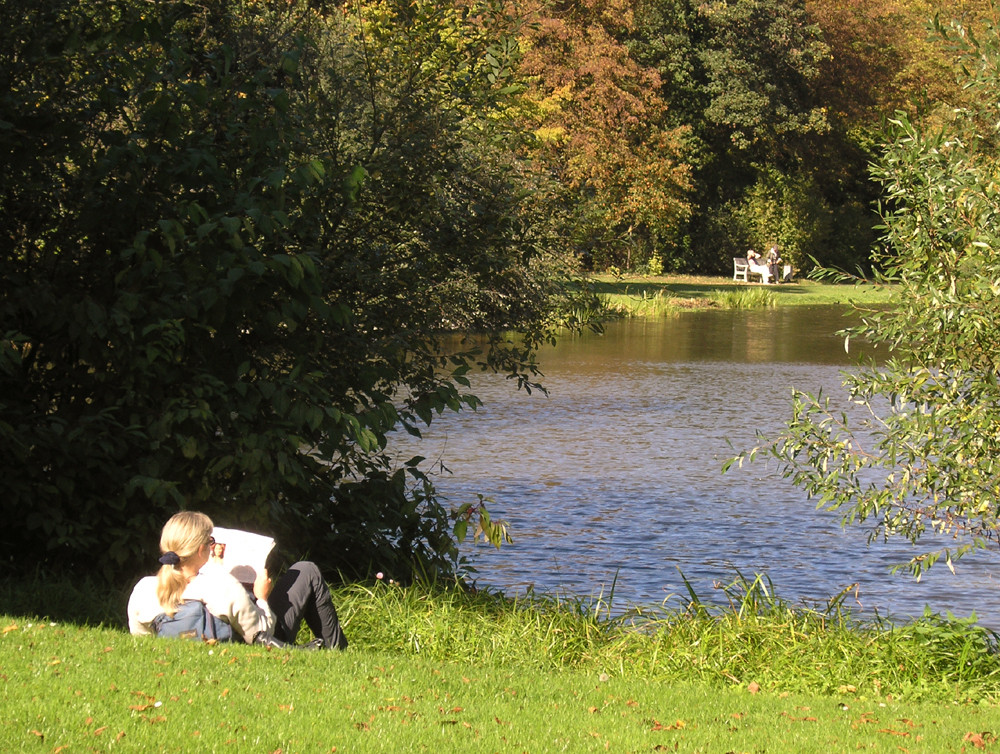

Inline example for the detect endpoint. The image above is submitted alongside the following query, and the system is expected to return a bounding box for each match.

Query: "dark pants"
[268,561,348,649]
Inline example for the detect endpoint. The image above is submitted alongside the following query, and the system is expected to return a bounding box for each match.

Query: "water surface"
[389,307,1000,627]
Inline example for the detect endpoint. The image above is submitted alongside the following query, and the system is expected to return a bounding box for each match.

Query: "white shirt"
[127,563,274,643]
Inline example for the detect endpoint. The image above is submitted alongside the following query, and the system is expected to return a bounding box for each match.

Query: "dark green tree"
[0,0,584,583]
[632,0,875,272]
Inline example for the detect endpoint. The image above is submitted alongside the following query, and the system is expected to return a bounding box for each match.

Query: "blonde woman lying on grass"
[128,511,347,649]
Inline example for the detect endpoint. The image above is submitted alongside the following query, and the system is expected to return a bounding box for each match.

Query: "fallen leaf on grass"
[963,732,998,749]
[651,719,686,731]
[3,623,19,634]
[747,681,760,695]
[780,712,817,722]
[877,728,910,737]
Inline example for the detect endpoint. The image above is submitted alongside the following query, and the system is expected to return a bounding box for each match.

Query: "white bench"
[734,257,792,284]
[733,257,769,283]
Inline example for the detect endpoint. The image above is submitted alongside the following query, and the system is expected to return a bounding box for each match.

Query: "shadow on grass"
[1,574,129,629]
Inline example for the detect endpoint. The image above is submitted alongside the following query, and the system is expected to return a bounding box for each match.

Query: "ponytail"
[155,511,214,616]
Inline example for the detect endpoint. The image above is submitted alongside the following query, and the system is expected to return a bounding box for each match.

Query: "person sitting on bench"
[746,249,772,284]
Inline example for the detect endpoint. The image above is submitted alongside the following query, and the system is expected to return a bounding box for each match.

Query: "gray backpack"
[152,599,234,642]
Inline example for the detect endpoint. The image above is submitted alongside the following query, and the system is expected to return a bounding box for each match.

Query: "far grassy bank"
[589,273,895,316]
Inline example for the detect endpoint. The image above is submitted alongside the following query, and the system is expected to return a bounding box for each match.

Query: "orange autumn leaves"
[517,0,692,243]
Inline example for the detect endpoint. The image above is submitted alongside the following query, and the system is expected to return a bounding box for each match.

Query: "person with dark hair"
[765,245,782,283]
[127,511,347,649]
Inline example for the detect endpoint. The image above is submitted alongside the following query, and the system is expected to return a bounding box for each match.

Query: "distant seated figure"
[746,248,772,284]
[765,246,781,282]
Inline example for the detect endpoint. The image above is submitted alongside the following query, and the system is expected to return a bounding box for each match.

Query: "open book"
[209,526,275,590]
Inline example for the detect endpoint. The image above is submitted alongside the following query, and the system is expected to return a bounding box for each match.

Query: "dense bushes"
[0,0,584,583]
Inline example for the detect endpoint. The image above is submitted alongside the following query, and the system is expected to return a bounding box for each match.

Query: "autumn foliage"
[516,0,692,269]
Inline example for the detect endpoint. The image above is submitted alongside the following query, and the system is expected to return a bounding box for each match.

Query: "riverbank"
[3,577,999,750]
[590,273,895,316]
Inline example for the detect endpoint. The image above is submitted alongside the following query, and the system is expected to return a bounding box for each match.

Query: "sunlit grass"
[597,288,683,318]
[4,618,997,752]
[3,573,1000,751]
[709,286,776,309]
[333,573,1000,704]
[589,274,896,316]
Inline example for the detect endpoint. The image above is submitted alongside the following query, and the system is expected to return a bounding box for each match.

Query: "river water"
[388,306,1000,628]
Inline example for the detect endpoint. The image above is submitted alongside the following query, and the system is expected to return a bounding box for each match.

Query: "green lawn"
[588,273,895,314]
[3,577,1000,752]
[3,617,999,753]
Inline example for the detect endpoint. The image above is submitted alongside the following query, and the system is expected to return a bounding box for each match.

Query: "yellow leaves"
[535,85,573,116]
[533,126,568,144]
[2,622,18,635]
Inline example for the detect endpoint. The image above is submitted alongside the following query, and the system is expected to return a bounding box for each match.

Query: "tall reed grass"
[709,286,777,309]
[597,290,680,318]
[331,571,1000,703]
